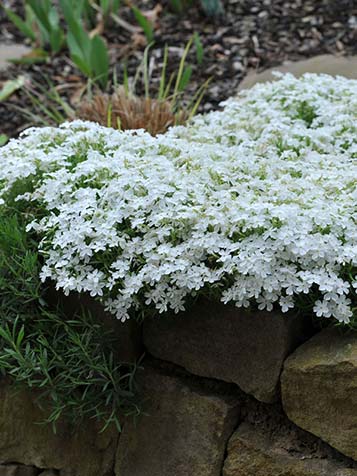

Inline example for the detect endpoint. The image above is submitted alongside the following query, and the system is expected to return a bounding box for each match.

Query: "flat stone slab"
[0,44,31,71]
[223,422,357,476]
[115,365,240,476]
[238,55,357,91]
[281,328,357,461]
[143,299,310,403]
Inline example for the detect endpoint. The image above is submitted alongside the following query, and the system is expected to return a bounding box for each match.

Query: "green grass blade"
[131,6,154,43]
[158,44,168,101]
[173,36,193,97]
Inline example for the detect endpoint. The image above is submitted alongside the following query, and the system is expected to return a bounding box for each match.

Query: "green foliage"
[59,0,93,32]
[0,203,140,432]
[294,101,317,127]
[60,0,110,89]
[27,0,65,53]
[0,76,26,102]
[131,5,154,43]
[67,29,109,89]
[0,135,8,146]
[193,32,204,65]
[5,0,65,54]
[8,48,48,65]
[4,0,110,88]
[168,0,224,16]
[96,0,121,21]
[168,0,193,14]
[4,4,37,42]
[200,0,224,17]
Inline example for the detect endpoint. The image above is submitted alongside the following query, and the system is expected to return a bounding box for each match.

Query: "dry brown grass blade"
[76,88,188,136]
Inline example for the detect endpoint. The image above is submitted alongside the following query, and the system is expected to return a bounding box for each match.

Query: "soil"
[1,0,357,137]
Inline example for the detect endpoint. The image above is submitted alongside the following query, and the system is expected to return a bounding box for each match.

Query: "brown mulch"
[1,0,357,137]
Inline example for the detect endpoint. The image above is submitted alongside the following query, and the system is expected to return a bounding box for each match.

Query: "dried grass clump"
[76,88,188,136]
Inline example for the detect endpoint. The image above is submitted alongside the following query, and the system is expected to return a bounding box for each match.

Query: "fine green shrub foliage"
[0,197,140,432]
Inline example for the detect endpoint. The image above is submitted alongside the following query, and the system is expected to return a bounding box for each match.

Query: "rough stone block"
[223,422,357,476]
[0,465,38,476]
[144,299,310,402]
[115,365,240,476]
[0,381,118,476]
[281,328,357,461]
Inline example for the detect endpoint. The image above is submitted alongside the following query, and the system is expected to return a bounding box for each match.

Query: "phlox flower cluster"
[2,73,357,323]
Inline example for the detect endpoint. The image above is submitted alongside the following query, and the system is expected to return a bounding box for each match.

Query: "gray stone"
[238,55,357,91]
[281,328,357,461]
[0,44,31,71]
[143,299,310,402]
[223,422,357,476]
[0,465,38,476]
[0,381,118,476]
[38,471,58,476]
[115,365,240,476]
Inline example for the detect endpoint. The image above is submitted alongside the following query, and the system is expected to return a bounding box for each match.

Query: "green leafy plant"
[27,0,65,53]
[8,48,48,65]
[0,76,26,102]
[5,1,65,54]
[200,0,224,16]
[4,1,110,87]
[168,0,223,16]
[59,0,121,29]
[0,135,8,146]
[60,0,109,89]
[90,0,121,24]
[67,31,109,89]
[130,5,154,43]
[168,0,193,14]
[61,0,92,23]
[0,198,140,432]
[99,0,121,15]
[4,4,37,43]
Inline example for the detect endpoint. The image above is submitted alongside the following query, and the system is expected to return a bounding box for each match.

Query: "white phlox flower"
[1,73,357,322]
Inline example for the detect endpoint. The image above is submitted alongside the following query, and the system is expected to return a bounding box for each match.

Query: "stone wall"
[1,298,357,475]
